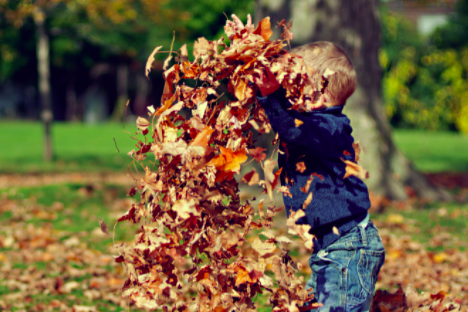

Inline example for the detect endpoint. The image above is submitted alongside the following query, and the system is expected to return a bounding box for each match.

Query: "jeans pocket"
[357,249,385,295]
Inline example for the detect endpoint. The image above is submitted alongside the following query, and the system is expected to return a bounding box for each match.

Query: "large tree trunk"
[256,0,450,201]
[34,9,53,162]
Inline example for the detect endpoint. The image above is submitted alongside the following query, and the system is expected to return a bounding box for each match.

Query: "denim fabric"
[305,220,385,312]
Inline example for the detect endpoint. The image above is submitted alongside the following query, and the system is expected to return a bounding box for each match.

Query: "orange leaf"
[235,267,252,286]
[294,119,303,127]
[253,17,273,41]
[219,146,248,173]
[342,159,369,180]
[296,161,306,173]
[206,155,226,169]
[190,127,215,148]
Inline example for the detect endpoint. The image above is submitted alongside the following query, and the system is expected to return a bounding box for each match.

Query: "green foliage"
[380,6,468,133]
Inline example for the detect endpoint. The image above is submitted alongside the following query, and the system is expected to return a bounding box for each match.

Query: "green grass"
[393,129,468,172]
[0,122,467,173]
[0,121,140,173]
[373,200,468,251]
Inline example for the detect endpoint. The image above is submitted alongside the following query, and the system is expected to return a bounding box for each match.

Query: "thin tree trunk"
[256,0,450,201]
[34,9,53,161]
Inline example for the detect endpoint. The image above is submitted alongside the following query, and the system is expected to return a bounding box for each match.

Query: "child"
[230,15,386,312]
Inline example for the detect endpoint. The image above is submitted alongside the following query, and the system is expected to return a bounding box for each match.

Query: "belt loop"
[359,225,368,246]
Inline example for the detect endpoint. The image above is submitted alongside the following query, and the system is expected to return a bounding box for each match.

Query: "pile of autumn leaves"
[114,18,325,312]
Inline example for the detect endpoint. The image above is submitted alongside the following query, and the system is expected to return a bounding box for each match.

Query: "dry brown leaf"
[145,46,163,77]
[342,159,369,180]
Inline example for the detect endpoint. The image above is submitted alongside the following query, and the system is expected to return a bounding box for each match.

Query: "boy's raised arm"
[256,72,348,155]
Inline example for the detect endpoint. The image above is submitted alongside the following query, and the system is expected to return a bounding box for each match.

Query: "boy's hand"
[254,67,281,97]
[226,14,255,34]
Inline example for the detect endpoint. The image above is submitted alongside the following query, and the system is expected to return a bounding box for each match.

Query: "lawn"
[1,123,467,311]
[0,122,467,173]
[0,122,138,173]
[393,129,468,172]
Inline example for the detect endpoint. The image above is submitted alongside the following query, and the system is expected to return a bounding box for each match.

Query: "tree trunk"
[34,9,53,162]
[256,0,450,201]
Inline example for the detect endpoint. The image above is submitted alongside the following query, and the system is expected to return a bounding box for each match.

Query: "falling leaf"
[136,117,150,130]
[278,19,294,42]
[180,44,189,62]
[190,127,215,148]
[163,55,173,70]
[252,236,276,257]
[242,169,260,186]
[302,192,313,209]
[353,142,362,162]
[99,219,109,235]
[248,147,267,162]
[219,146,248,173]
[342,159,369,180]
[294,119,303,127]
[296,161,306,173]
[253,17,273,41]
[145,46,163,77]
[332,226,340,235]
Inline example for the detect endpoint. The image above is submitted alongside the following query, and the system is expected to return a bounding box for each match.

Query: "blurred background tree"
[381,0,468,133]
[0,0,253,160]
[0,0,466,181]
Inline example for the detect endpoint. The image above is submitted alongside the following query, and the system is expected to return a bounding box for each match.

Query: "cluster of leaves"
[112,18,333,312]
[380,9,468,133]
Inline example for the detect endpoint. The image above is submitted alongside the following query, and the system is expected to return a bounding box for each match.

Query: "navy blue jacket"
[257,89,370,251]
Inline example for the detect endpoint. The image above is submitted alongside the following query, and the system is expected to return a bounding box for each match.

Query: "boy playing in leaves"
[229,15,386,312]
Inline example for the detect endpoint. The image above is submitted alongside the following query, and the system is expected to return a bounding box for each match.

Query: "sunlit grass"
[393,129,468,172]
[0,122,139,173]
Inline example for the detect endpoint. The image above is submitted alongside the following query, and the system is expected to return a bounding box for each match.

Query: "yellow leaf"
[303,192,313,209]
[234,79,247,101]
[145,45,162,77]
[342,159,369,180]
[235,267,252,286]
[294,119,303,127]
[332,226,340,235]
[252,236,276,257]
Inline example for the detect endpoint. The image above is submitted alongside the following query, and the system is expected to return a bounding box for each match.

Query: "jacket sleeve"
[257,89,351,155]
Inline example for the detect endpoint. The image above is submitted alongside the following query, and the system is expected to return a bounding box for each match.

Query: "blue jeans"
[305,220,385,312]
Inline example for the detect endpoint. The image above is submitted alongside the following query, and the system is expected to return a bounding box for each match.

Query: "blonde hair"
[291,41,357,105]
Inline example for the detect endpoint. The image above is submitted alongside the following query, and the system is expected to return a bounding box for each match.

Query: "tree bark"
[256,0,450,201]
[34,9,53,162]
